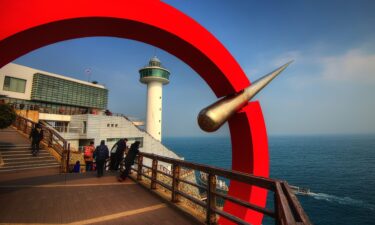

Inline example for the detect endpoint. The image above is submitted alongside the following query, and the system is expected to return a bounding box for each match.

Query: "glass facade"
[3,76,26,93]
[31,73,108,109]
[139,68,170,80]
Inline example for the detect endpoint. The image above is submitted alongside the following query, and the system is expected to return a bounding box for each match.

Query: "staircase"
[0,127,60,173]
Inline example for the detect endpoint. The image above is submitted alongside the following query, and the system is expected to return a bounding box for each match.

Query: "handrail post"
[137,155,143,181]
[66,142,70,173]
[23,120,27,133]
[62,141,66,172]
[275,182,285,225]
[275,191,280,225]
[15,117,19,129]
[275,181,295,225]
[48,130,53,147]
[283,182,312,225]
[171,163,180,203]
[206,173,217,225]
[151,157,158,189]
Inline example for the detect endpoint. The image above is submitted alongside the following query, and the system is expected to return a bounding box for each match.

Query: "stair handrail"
[39,120,61,135]
[12,115,70,172]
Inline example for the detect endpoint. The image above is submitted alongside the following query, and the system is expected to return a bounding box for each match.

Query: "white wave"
[308,192,375,211]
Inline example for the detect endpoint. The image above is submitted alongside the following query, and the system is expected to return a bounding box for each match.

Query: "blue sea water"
[163,135,375,225]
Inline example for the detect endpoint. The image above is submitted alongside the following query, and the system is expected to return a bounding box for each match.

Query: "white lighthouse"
[139,56,170,141]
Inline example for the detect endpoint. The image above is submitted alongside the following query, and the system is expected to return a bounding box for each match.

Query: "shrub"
[0,103,17,129]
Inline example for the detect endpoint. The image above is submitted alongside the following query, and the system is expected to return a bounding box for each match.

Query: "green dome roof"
[149,56,161,67]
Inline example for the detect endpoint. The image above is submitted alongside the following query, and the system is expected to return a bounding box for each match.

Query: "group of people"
[28,122,140,180]
[83,138,140,180]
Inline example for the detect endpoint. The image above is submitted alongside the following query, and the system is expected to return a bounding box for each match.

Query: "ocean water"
[163,135,375,225]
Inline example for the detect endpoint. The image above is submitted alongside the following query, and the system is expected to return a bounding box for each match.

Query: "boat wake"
[307,192,375,211]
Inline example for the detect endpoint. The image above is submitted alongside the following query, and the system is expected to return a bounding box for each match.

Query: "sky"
[12,0,375,137]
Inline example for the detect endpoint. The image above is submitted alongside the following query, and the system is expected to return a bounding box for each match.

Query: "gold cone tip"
[198,61,293,132]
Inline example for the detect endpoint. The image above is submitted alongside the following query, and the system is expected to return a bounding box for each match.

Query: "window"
[3,76,26,93]
[82,121,87,134]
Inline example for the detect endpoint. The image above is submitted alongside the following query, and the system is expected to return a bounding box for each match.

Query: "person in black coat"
[118,141,140,181]
[110,138,128,171]
[94,140,109,177]
[29,123,44,156]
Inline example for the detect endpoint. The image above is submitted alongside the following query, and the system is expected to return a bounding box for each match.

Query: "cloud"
[321,49,375,83]
[243,51,302,82]
[243,48,375,92]
[269,48,375,88]
[271,51,301,67]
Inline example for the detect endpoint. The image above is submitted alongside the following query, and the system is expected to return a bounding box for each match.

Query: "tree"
[0,103,17,129]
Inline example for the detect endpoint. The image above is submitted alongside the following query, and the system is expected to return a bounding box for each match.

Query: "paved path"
[0,170,200,225]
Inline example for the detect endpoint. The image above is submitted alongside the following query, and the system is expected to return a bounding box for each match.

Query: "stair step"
[0,165,60,173]
[3,156,56,162]
[4,159,59,165]
[0,147,32,151]
[0,145,31,149]
[0,152,50,156]
[0,162,60,170]
[0,148,48,152]
[0,149,43,155]
[0,149,36,154]
[0,129,18,132]
[0,154,43,158]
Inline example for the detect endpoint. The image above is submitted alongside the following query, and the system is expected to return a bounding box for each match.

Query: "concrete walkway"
[0,170,200,225]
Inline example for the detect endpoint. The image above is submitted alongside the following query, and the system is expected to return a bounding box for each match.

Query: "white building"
[0,63,181,166]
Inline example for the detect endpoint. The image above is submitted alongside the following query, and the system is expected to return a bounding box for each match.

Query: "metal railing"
[12,115,71,172]
[49,125,84,134]
[133,152,312,225]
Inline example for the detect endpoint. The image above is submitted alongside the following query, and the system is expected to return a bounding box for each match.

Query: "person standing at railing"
[94,140,109,177]
[118,141,140,182]
[110,138,128,171]
[84,141,95,172]
[29,123,43,156]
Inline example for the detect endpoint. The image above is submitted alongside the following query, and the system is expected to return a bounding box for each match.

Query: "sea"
[163,135,375,225]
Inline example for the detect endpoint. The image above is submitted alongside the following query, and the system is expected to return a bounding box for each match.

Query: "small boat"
[290,185,311,195]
